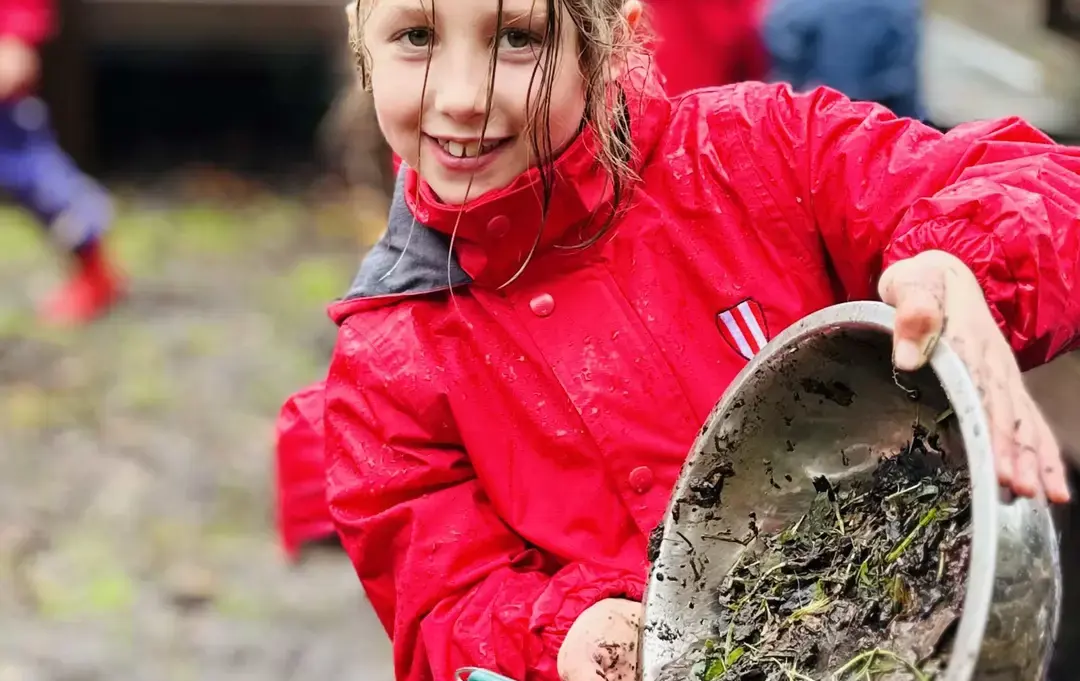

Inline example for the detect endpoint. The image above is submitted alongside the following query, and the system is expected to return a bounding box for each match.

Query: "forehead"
[366,0,554,24]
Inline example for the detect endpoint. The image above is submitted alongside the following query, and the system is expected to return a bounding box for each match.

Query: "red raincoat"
[313,69,1080,681]
[0,0,53,44]
[647,0,769,95]
[275,380,335,559]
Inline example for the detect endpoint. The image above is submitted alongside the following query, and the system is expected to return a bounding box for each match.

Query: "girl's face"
[363,0,587,204]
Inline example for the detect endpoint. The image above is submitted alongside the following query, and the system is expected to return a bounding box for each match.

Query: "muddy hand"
[878,250,1070,504]
[558,598,642,681]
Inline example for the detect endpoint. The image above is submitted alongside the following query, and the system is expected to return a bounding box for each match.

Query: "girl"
[0,0,123,325]
[321,0,1080,680]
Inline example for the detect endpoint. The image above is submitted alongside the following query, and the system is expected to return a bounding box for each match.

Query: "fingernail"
[894,340,921,371]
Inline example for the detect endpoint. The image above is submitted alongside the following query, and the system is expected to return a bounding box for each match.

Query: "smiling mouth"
[431,136,511,159]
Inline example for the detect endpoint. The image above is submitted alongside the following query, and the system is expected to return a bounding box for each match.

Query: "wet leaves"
[701,427,971,681]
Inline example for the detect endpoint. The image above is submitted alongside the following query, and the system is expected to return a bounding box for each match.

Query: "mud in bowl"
[640,302,1060,681]
[698,424,971,680]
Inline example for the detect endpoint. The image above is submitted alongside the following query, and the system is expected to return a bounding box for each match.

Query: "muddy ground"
[0,177,393,681]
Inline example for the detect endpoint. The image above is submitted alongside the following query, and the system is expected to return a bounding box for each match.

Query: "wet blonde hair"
[348,0,647,248]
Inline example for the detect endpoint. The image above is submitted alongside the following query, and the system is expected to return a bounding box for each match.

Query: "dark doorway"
[90,45,336,181]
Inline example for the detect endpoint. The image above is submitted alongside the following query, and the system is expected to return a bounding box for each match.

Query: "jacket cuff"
[884,218,1014,339]
[527,566,647,675]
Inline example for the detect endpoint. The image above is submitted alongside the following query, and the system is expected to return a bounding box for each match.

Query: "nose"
[430,50,489,123]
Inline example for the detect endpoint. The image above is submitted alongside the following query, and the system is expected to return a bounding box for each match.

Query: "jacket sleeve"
[718,82,1080,369]
[275,381,336,559]
[324,321,645,681]
[0,0,55,45]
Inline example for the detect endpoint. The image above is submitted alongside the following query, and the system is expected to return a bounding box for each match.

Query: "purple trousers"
[0,97,111,251]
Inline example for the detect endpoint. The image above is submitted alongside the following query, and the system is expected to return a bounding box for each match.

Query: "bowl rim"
[640,301,998,681]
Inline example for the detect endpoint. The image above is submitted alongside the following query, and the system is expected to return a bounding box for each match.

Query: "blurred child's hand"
[558,598,641,681]
[879,250,1071,504]
[0,37,40,100]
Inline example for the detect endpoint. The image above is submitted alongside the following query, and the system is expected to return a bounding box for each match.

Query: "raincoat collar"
[403,59,671,287]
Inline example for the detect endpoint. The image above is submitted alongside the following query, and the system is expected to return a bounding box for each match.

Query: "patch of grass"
[182,322,228,358]
[111,328,174,412]
[110,211,171,278]
[214,587,274,620]
[0,307,36,336]
[31,531,136,619]
[169,205,249,256]
[281,257,354,308]
[0,208,49,264]
[1,383,53,430]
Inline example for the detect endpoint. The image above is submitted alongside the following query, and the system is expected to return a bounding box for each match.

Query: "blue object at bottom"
[455,668,518,681]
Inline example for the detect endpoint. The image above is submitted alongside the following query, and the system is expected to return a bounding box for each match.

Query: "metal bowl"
[640,302,1060,681]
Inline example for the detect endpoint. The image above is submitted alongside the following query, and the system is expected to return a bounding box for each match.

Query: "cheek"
[545,69,587,144]
[370,63,425,152]
[499,62,586,143]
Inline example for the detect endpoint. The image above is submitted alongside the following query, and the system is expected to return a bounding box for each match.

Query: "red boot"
[39,241,125,326]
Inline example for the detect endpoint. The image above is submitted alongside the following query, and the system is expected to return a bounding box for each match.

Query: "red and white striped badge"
[716,299,769,360]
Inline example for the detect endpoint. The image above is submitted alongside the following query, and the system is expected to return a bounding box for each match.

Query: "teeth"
[439,139,502,158]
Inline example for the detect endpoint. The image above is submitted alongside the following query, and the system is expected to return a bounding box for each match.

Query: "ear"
[622,0,643,32]
[610,0,643,80]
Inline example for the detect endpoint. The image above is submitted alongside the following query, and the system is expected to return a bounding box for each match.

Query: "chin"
[428,175,509,206]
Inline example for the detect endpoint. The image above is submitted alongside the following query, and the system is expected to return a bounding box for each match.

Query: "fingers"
[558,599,642,681]
[587,606,641,681]
[882,253,1070,503]
[879,263,946,371]
[954,334,1070,503]
[1009,385,1040,499]
[971,346,1018,491]
[1027,395,1071,503]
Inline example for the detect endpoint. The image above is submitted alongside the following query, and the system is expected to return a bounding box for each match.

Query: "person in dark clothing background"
[0,0,124,324]
[762,0,925,121]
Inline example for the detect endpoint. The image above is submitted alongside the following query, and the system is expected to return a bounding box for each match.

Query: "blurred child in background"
[0,0,124,324]
[762,0,925,120]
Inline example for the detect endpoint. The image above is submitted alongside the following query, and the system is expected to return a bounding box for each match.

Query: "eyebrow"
[378,3,433,25]
[499,4,549,28]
